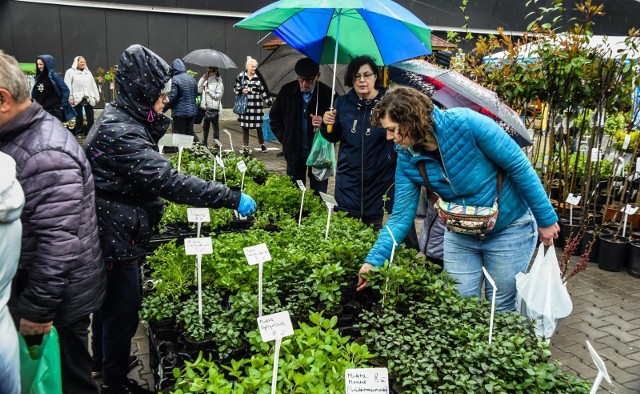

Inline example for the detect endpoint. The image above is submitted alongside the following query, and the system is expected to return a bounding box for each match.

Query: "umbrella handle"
[327,124,333,133]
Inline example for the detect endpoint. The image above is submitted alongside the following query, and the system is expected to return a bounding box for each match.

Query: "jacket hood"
[171,59,187,75]
[0,152,25,223]
[35,54,55,76]
[71,56,89,71]
[114,45,171,127]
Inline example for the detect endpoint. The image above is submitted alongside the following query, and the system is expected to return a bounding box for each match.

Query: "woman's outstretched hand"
[356,262,375,292]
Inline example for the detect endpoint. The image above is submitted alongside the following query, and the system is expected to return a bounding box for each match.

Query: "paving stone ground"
[96,115,640,393]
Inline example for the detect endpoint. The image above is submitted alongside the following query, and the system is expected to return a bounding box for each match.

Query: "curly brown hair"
[372,85,436,148]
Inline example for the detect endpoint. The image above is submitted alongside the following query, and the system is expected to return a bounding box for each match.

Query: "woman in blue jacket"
[32,54,75,123]
[322,56,396,229]
[359,86,560,312]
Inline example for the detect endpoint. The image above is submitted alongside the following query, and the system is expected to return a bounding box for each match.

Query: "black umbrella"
[183,49,237,69]
[256,45,348,96]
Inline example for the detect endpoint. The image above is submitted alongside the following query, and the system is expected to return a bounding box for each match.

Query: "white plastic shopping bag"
[515,243,573,341]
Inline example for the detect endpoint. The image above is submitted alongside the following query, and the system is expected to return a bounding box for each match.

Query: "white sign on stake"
[157,134,173,154]
[319,192,337,240]
[173,134,194,148]
[318,192,338,206]
[622,134,631,150]
[382,226,398,306]
[586,340,611,394]
[187,208,211,223]
[565,193,581,206]
[296,180,306,227]
[244,243,272,317]
[214,139,223,148]
[223,129,234,153]
[257,311,294,394]
[237,160,247,173]
[621,204,639,215]
[482,267,497,344]
[345,368,389,394]
[184,237,213,255]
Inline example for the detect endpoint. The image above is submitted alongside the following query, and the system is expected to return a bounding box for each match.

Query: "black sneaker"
[101,378,153,394]
[92,356,138,378]
[261,144,268,153]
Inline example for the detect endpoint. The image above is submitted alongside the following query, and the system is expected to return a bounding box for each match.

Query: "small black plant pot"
[559,218,581,254]
[628,240,640,278]
[598,234,629,272]
[338,326,361,338]
[229,217,254,231]
[180,333,216,352]
[154,328,180,343]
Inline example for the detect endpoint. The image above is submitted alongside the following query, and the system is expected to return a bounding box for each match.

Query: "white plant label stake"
[244,243,272,317]
[215,155,226,184]
[382,226,398,305]
[223,129,234,153]
[236,160,248,219]
[319,192,338,239]
[184,237,213,318]
[296,180,306,227]
[345,368,389,393]
[620,204,638,237]
[187,207,210,238]
[565,193,581,226]
[586,340,611,394]
[157,134,173,154]
[257,311,294,394]
[622,134,631,150]
[213,139,223,181]
[482,266,497,344]
[173,134,195,172]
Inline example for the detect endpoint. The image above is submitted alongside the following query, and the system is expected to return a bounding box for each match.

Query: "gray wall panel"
[105,10,148,68]
[0,2,15,55]
[148,13,188,64]
[9,3,64,68]
[59,7,108,72]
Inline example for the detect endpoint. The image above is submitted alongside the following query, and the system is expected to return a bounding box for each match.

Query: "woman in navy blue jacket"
[359,86,560,312]
[321,56,396,229]
[32,54,75,123]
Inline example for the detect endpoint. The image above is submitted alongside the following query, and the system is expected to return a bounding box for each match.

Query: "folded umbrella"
[183,49,237,69]
[390,59,532,147]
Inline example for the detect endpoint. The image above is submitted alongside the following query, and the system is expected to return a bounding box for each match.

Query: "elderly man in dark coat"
[84,45,256,394]
[0,50,105,394]
[269,58,333,194]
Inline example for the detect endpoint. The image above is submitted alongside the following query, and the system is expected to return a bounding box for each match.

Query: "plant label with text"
[243,243,272,265]
[158,134,173,151]
[345,368,389,393]
[296,180,306,192]
[319,192,337,206]
[173,134,194,148]
[215,155,225,168]
[187,208,210,223]
[257,311,294,342]
[237,160,247,173]
[622,204,639,215]
[184,237,213,255]
[565,193,581,206]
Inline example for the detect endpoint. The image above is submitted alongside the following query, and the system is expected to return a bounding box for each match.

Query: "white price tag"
[257,311,294,342]
[173,134,194,148]
[215,155,225,168]
[622,134,631,150]
[296,180,306,192]
[243,243,272,265]
[237,160,247,173]
[184,237,213,255]
[345,368,389,393]
[565,193,581,206]
[187,208,210,222]
[319,192,338,206]
[621,204,639,215]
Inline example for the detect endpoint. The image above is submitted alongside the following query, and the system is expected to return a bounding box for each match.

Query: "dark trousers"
[100,261,141,386]
[242,127,264,146]
[202,113,220,146]
[58,315,99,393]
[286,161,328,195]
[91,310,103,370]
[72,99,95,135]
[172,116,198,141]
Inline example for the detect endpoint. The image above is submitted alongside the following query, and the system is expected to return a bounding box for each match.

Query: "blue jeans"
[444,210,537,312]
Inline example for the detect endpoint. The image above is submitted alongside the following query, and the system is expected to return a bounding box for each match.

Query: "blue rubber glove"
[237,193,257,216]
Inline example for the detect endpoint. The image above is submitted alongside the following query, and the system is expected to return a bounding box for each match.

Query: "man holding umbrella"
[270,58,332,194]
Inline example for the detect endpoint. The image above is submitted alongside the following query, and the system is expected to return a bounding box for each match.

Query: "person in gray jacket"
[0,152,24,394]
[0,50,105,394]
[197,67,223,146]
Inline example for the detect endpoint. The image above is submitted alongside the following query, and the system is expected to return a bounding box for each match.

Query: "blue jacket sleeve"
[469,113,557,227]
[365,154,421,266]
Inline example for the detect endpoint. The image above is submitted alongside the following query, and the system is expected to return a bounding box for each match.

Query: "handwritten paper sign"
[243,243,272,265]
[237,160,247,173]
[296,180,306,192]
[257,311,294,342]
[319,192,338,206]
[173,134,194,148]
[184,237,213,255]
[187,208,210,223]
[565,193,582,206]
[345,368,389,393]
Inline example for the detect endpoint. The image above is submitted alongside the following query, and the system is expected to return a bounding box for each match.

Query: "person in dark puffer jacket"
[84,45,256,394]
[0,50,105,394]
[163,58,199,140]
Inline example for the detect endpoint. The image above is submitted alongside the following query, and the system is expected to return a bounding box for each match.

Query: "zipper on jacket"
[430,133,460,202]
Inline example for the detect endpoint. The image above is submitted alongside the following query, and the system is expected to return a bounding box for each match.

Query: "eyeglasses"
[353,72,375,81]
[296,76,317,83]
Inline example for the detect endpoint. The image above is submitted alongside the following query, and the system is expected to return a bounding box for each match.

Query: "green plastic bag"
[19,327,63,394]
[306,132,336,181]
